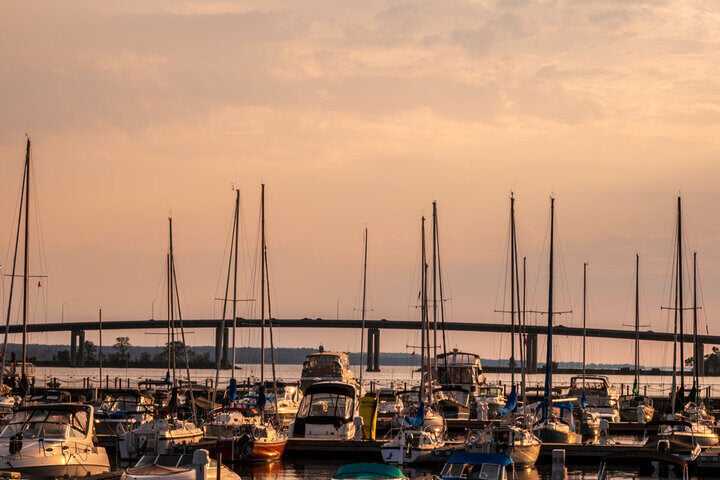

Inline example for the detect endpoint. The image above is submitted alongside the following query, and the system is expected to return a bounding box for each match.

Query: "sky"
[1,0,720,369]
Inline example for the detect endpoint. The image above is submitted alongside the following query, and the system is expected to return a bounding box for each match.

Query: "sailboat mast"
[169,217,176,384]
[435,210,449,385]
[692,252,699,402]
[635,254,640,389]
[166,253,172,377]
[582,262,587,387]
[677,197,684,393]
[544,197,555,410]
[260,184,266,383]
[359,228,368,388]
[510,194,516,386]
[521,256,528,424]
[419,216,427,403]
[99,308,103,397]
[231,189,239,376]
[432,202,438,379]
[21,138,30,376]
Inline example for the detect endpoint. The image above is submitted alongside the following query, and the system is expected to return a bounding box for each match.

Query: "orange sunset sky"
[1,1,720,368]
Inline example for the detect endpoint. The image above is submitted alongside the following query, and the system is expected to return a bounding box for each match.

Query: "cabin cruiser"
[619,394,655,423]
[123,450,242,480]
[300,348,358,392]
[475,386,506,418]
[435,386,471,420]
[437,452,511,480]
[288,381,359,439]
[567,376,620,422]
[120,416,203,459]
[598,450,689,480]
[239,381,303,425]
[467,423,541,466]
[435,350,485,396]
[656,418,719,450]
[376,388,404,418]
[381,425,445,465]
[0,403,110,476]
[97,390,155,427]
[532,401,582,444]
[28,389,72,404]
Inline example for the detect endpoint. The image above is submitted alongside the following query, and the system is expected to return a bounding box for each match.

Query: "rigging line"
[434,206,450,386]
[171,253,197,423]
[264,242,281,426]
[530,204,550,327]
[214,191,237,398]
[1,159,26,376]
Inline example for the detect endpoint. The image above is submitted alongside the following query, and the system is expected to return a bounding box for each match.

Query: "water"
[34,364,720,398]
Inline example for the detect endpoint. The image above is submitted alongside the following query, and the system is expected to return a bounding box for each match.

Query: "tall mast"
[263,225,280,424]
[99,308,103,398]
[260,184,266,383]
[544,197,555,412]
[521,256,528,424]
[677,197,684,393]
[169,217,176,384]
[634,254,640,390]
[432,202,438,380]
[359,227,368,389]
[21,138,30,376]
[166,253,172,378]
[582,262,587,387]
[510,194,517,386]
[692,252,699,402]
[419,216,427,403]
[435,208,449,385]
[231,189,239,376]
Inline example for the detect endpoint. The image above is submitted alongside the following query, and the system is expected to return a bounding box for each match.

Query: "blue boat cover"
[580,392,587,408]
[446,453,513,467]
[496,385,517,417]
[334,463,407,479]
[227,377,237,404]
[405,401,424,427]
[257,385,267,410]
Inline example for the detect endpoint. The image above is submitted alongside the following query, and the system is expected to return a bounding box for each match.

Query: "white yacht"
[123,450,241,480]
[121,416,203,459]
[288,381,359,439]
[0,403,110,477]
[567,376,620,422]
[300,349,358,393]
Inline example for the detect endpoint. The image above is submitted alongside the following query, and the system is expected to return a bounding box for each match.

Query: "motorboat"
[0,403,110,476]
[376,388,404,419]
[96,390,155,429]
[288,381,359,439]
[434,350,485,396]
[28,389,72,404]
[123,450,241,480]
[467,423,541,466]
[654,419,719,451]
[435,386,471,420]
[597,450,688,480]
[300,349,358,393]
[333,463,407,480]
[203,406,254,439]
[238,381,303,425]
[475,386,506,419]
[567,376,620,422]
[380,426,445,466]
[437,452,512,480]
[212,411,287,462]
[619,394,655,423]
[121,416,203,459]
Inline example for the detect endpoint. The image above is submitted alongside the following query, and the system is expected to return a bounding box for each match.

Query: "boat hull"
[380,445,438,465]
[0,450,110,477]
[534,425,582,444]
[216,437,287,462]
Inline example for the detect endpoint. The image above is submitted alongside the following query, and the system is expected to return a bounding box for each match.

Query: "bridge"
[11,317,717,374]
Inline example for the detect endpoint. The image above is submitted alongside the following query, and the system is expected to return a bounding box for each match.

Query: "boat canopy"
[446,452,513,467]
[334,463,407,479]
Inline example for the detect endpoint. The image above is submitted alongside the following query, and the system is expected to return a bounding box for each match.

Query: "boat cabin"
[434,350,485,390]
[300,350,356,392]
[288,381,358,439]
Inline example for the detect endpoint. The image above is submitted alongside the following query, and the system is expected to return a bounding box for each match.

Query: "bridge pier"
[70,330,78,366]
[696,341,704,376]
[222,327,229,368]
[78,330,85,366]
[526,333,538,372]
[366,328,380,372]
[215,326,223,369]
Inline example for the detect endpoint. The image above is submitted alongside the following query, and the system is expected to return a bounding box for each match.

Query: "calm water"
[34,364,720,398]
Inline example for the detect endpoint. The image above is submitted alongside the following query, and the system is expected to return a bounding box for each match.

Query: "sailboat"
[468,194,540,465]
[656,197,718,451]
[618,254,655,423]
[213,185,287,462]
[121,218,203,460]
[0,137,37,400]
[381,213,446,466]
[532,197,582,445]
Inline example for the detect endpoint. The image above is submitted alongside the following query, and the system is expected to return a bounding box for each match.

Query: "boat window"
[135,456,158,467]
[0,408,89,439]
[157,455,182,467]
[297,393,353,419]
[440,463,465,477]
[477,464,501,479]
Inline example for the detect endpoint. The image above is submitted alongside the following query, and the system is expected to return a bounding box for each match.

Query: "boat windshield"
[297,392,353,419]
[136,454,196,468]
[477,387,502,397]
[102,395,142,412]
[0,408,89,439]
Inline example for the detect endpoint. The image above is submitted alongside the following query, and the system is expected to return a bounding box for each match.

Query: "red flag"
[37,281,41,288]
